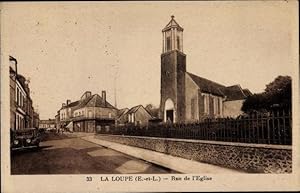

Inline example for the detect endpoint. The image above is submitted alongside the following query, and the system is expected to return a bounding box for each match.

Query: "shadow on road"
[41,133,76,141]
[11,139,176,175]
[11,145,54,156]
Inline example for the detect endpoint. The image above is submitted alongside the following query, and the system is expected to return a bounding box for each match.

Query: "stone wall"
[95,134,292,173]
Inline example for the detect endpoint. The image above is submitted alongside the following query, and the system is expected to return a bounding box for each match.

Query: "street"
[11,133,177,174]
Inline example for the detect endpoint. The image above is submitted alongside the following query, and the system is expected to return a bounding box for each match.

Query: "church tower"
[160,16,186,123]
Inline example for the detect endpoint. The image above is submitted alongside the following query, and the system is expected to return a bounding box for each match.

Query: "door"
[166,110,174,123]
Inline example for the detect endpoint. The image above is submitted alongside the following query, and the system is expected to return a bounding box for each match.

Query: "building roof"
[117,108,129,118]
[127,105,143,114]
[126,105,153,118]
[162,15,184,32]
[187,72,251,101]
[85,94,116,109]
[74,94,116,110]
[223,85,248,101]
[60,93,116,111]
[68,101,80,108]
[242,89,252,97]
[187,72,225,96]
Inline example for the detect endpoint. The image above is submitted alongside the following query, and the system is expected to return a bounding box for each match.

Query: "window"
[204,95,209,114]
[177,36,180,50]
[213,97,218,115]
[20,93,22,107]
[88,110,93,118]
[218,98,222,116]
[166,37,171,51]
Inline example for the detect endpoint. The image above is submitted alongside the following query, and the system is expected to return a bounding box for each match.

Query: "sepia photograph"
[1,1,299,192]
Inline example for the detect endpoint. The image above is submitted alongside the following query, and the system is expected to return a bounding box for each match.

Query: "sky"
[2,1,297,119]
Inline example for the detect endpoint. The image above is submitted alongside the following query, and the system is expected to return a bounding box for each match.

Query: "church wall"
[185,74,199,122]
[176,53,186,122]
[223,99,245,118]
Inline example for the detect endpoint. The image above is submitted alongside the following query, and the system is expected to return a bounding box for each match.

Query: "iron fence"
[96,110,292,145]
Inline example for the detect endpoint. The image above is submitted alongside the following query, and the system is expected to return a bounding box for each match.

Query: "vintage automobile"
[10,128,41,151]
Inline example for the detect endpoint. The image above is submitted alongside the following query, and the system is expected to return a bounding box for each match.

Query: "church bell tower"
[160,16,186,123]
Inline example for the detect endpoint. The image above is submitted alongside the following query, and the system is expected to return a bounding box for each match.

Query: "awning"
[65,121,73,132]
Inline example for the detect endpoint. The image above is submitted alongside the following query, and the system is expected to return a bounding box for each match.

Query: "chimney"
[66,99,71,105]
[81,91,92,100]
[102,91,106,105]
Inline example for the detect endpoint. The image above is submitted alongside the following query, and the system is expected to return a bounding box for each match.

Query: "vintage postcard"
[1,1,299,192]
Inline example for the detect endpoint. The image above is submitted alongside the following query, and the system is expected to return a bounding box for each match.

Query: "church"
[159,16,252,123]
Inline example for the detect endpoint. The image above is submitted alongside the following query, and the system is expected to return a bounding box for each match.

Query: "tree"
[242,75,291,113]
[145,104,159,118]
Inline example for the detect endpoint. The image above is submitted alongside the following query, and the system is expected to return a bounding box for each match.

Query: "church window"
[218,98,223,116]
[213,97,218,115]
[204,95,209,114]
[166,37,171,51]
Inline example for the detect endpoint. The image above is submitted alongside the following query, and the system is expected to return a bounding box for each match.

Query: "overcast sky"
[2,2,297,119]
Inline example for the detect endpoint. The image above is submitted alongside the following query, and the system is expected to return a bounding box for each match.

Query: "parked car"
[11,128,41,151]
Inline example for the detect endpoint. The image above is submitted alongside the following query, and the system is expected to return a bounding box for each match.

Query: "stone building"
[9,56,37,130]
[159,16,252,123]
[39,119,56,129]
[33,111,40,128]
[118,105,153,126]
[116,108,129,126]
[58,91,118,133]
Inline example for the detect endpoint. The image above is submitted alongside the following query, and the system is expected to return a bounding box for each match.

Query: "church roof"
[162,15,184,32]
[187,72,226,96]
[187,72,252,101]
[223,85,249,101]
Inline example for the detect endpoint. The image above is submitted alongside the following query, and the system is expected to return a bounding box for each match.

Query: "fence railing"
[96,110,292,145]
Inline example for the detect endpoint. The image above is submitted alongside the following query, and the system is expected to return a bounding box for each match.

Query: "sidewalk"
[82,135,245,174]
